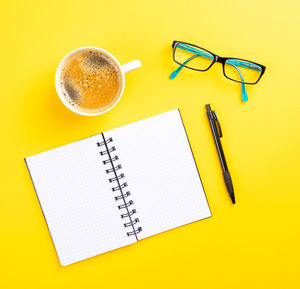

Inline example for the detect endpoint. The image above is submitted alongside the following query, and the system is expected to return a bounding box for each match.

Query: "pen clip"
[213,111,222,137]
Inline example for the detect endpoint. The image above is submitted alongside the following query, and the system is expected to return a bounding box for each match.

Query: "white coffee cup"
[55,47,141,116]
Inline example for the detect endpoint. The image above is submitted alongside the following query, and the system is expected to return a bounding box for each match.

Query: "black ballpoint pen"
[205,104,235,204]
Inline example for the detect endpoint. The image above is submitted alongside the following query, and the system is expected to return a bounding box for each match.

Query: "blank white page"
[105,109,211,240]
[25,135,136,266]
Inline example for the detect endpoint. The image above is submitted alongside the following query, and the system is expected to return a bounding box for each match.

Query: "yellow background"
[1,0,299,288]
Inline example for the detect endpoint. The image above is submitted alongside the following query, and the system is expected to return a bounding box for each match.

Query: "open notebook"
[25,109,211,266]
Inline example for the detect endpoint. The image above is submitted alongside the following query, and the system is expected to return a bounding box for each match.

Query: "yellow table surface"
[1,1,299,288]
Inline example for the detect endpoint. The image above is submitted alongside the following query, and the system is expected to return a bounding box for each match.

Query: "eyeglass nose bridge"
[214,55,226,64]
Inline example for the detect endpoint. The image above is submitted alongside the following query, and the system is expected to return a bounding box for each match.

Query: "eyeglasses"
[170,41,266,101]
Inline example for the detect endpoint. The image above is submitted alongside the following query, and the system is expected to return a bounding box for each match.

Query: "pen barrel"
[224,171,234,196]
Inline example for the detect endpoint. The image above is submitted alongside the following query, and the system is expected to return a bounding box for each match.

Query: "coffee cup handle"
[121,60,142,74]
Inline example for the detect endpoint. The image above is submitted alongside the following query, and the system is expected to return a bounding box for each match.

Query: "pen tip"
[231,194,236,204]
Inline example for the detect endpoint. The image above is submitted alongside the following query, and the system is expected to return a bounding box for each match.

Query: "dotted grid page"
[25,134,136,266]
[104,109,211,240]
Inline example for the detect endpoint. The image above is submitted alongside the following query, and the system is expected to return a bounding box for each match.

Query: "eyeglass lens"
[224,59,262,84]
[174,43,214,71]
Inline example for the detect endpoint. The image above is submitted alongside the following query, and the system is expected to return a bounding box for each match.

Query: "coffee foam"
[83,53,110,70]
[61,76,80,103]
[60,49,122,114]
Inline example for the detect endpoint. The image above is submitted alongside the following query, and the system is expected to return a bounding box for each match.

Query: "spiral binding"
[98,133,142,240]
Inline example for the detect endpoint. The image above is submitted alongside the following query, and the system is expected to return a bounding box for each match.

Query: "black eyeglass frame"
[172,41,266,85]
